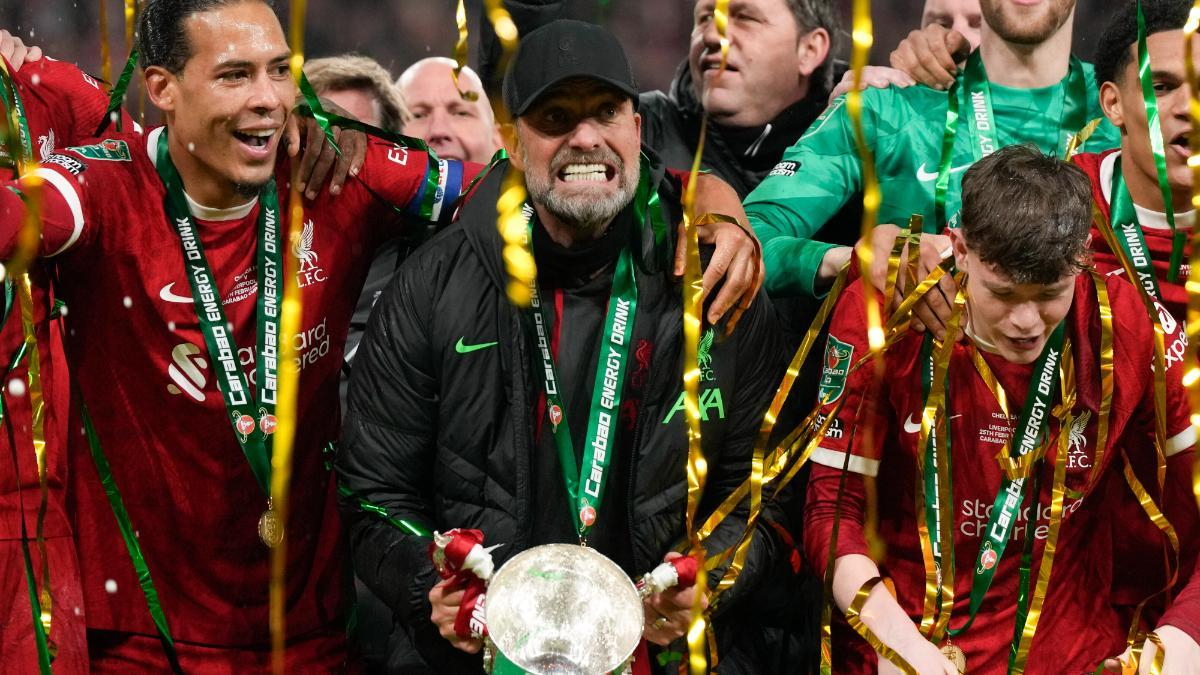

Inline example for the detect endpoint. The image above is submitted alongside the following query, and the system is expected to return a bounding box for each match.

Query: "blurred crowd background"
[0,0,1114,121]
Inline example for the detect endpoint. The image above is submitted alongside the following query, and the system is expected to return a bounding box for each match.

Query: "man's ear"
[796,28,831,78]
[949,227,970,273]
[144,66,177,114]
[1099,79,1125,129]
[500,122,523,170]
[490,122,504,160]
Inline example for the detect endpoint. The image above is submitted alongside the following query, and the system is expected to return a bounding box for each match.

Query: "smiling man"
[336,19,789,672]
[0,0,476,669]
[806,145,1199,674]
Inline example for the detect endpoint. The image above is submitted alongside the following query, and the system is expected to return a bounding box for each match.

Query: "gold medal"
[940,642,966,674]
[258,504,284,548]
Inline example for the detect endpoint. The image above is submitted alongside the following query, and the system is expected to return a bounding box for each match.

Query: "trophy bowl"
[485,544,644,675]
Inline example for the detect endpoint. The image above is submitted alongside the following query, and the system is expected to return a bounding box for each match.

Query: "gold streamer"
[123,0,144,126]
[18,275,51,651]
[99,0,113,85]
[1064,118,1103,159]
[0,55,52,651]
[846,0,884,356]
[1092,205,1174,519]
[270,2,307,672]
[1082,269,1114,495]
[482,0,535,307]
[681,135,709,675]
[698,253,952,566]
[680,3,728,671]
[844,577,919,675]
[1183,1,1200,516]
[913,285,966,641]
[451,0,479,102]
[1010,342,1076,671]
[0,58,40,277]
[712,0,730,71]
[702,262,850,592]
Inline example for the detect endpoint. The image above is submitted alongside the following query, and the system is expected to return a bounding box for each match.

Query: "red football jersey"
[805,274,1196,674]
[0,55,129,538]
[0,54,132,673]
[1074,149,1193,326]
[0,124,476,647]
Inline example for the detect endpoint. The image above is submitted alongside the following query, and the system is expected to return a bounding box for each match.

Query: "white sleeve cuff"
[34,167,85,257]
[811,447,881,477]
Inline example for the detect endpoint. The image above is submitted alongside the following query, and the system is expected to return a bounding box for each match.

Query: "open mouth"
[233,128,276,150]
[1006,335,1041,350]
[701,58,738,74]
[558,163,615,183]
[1171,131,1191,152]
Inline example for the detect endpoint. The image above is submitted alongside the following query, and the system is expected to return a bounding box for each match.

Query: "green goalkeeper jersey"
[745,59,1119,298]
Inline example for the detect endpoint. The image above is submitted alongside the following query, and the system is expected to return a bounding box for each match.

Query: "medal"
[940,641,966,673]
[258,501,284,548]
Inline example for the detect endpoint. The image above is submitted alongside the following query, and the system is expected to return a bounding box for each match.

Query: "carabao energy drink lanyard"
[933,51,1089,230]
[528,226,636,543]
[925,320,1066,636]
[1106,0,1188,293]
[155,129,280,495]
[1110,160,1184,300]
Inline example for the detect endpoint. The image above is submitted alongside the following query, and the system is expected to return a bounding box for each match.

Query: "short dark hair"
[959,145,1092,285]
[787,0,839,90]
[138,0,276,74]
[1094,0,1191,87]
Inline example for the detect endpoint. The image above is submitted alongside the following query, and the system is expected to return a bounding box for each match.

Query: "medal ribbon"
[1136,0,1186,281]
[1008,342,1076,673]
[526,161,647,541]
[936,321,1067,637]
[934,51,1091,230]
[154,129,281,495]
[1110,160,1172,302]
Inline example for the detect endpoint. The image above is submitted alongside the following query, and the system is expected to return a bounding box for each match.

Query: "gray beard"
[523,152,639,239]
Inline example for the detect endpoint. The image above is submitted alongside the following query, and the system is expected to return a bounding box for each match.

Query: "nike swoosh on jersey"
[455,338,499,354]
[159,283,194,304]
[903,414,923,434]
[916,162,970,183]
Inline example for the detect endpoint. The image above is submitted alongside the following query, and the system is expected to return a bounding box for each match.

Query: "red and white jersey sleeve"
[810,280,892,477]
[11,56,136,158]
[333,136,482,244]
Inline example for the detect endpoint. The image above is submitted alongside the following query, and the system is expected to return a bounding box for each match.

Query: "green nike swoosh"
[455,337,499,354]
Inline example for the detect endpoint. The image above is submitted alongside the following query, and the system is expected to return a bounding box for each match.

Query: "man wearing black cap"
[337,19,790,673]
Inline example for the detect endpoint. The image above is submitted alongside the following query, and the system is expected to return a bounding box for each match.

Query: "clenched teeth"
[561,163,608,181]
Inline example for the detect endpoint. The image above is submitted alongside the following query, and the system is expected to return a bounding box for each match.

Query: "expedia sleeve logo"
[818,336,854,404]
[769,161,799,177]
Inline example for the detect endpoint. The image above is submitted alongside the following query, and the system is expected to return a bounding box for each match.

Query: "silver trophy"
[484,544,644,675]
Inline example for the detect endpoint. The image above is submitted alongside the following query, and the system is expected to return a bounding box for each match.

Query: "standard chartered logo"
[167,343,208,402]
[165,318,333,400]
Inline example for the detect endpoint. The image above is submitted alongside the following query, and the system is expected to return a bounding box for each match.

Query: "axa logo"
[166,342,208,402]
[293,219,327,288]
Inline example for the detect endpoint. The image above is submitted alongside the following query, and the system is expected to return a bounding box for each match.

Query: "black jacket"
[639,62,837,198]
[337,157,789,672]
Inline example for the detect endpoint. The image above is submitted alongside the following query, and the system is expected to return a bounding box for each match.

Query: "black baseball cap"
[502,19,639,117]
